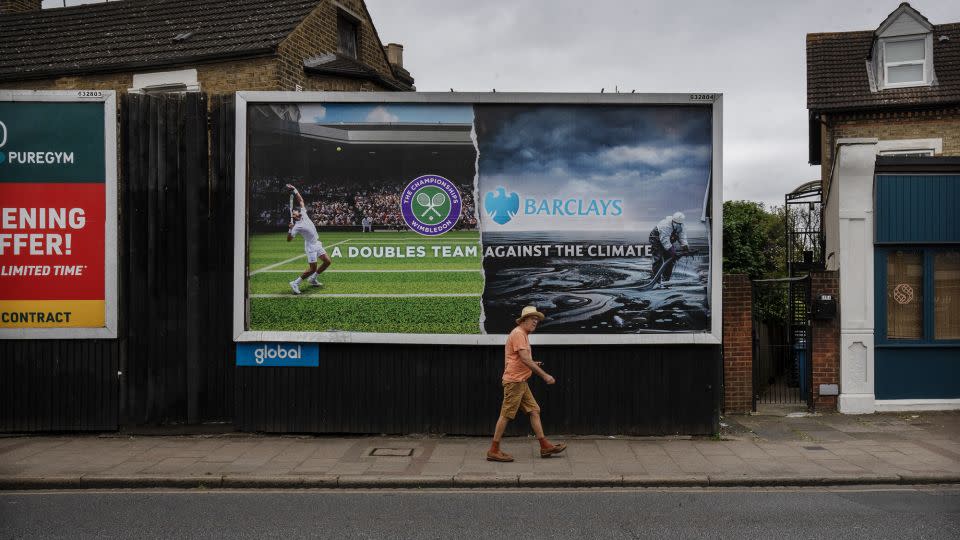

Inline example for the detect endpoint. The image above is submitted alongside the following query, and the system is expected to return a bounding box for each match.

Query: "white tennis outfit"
[290,206,326,262]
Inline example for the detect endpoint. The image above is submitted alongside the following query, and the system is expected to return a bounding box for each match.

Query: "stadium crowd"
[251,176,478,230]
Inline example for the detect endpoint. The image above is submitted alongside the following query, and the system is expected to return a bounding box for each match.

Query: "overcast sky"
[365,0,959,207]
[44,0,959,207]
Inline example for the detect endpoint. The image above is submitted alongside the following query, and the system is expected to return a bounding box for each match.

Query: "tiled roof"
[807,22,960,112]
[0,0,319,82]
[304,53,412,91]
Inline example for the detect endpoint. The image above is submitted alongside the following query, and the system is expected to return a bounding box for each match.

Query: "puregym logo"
[236,342,319,367]
[400,174,462,236]
[0,120,75,166]
[0,120,6,165]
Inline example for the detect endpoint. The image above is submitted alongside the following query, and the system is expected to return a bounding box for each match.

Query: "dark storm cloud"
[475,105,711,178]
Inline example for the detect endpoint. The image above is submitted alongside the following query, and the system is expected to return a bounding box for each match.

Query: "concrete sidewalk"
[1,411,958,489]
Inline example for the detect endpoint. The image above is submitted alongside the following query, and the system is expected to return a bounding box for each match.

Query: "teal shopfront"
[874,160,960,400]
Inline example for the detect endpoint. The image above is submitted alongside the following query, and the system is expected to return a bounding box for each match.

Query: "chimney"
[0,0,42,14]
[384,43,404,68]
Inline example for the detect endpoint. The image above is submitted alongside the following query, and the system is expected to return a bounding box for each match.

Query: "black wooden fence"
[1,92,235,431]
[236,344,720,436]
[2,92,721,435]
[120,93,235,426]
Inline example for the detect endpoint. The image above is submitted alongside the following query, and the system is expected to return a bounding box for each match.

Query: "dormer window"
[883,37,928,86]
[870,3,936,91]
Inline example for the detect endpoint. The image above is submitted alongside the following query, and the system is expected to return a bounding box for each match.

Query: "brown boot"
[540,442,567,458]
[486,449,515,462]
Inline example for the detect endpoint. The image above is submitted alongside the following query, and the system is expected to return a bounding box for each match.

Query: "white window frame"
[878,149,935,157]
[881,35,930,88]
[130,69,201,94]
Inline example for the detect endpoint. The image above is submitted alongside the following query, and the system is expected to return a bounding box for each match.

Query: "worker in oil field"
[648,211,690,287]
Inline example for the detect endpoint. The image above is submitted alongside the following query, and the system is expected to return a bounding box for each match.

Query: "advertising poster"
[239,94,718,344]
[0,95,116,338]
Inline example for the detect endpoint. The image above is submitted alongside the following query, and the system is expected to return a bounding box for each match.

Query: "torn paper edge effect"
[471,107,488,335]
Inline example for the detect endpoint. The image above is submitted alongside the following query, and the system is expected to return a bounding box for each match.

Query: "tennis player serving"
[286,184,331,294]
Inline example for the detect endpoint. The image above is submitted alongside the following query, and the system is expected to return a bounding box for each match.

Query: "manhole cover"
[370,447,414,457]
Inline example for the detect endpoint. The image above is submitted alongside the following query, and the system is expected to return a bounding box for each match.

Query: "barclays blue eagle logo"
[484,187,520,225]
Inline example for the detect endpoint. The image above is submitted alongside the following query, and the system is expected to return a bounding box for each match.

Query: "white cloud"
[599,145,711,167]
[365,106,400,123]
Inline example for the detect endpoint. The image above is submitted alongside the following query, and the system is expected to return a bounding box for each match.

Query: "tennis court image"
[247,230,483,334]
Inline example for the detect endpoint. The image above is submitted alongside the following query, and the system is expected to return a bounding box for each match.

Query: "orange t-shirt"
[503,326,532,382]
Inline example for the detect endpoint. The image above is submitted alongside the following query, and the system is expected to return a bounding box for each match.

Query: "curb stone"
[451,475,519,487]
[517,475,622,488]
[622,475,708,487]
[337,475,454,489]
[80,475,221,489]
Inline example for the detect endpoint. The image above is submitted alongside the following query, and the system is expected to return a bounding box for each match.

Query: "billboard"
[234,93,721,345]
[0,91,118,339]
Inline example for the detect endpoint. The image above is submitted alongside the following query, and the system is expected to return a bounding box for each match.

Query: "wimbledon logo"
[400,175,462,236]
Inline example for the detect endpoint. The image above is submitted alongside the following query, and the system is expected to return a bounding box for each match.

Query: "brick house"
[807,2,960,413]
[0,0,414,94]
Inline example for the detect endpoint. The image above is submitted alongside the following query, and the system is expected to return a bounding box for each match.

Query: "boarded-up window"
[887,251,923,339]
[338,14,358,59]
[934,251,960,340]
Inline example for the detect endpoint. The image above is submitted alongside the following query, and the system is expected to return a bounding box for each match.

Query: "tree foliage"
[722,200,786,279]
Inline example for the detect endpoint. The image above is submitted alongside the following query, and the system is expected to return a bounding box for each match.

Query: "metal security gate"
[751,276,811,409]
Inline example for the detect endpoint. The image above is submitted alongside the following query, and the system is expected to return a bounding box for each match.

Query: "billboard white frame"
[233,91,722,346]
[0,90,119,340]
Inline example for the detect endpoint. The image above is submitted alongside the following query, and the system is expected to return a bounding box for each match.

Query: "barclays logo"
[236,342,319,367]
[484,187,520,224]
[483,185,623,225]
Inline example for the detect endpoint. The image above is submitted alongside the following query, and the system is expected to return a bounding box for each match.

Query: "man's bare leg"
[530,411,566,457]
[528,410,546,439]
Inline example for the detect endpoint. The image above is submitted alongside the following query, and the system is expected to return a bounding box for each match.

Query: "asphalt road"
[1,486,959,539]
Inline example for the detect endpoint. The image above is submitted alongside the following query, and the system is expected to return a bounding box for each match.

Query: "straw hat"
[516,305,545,325]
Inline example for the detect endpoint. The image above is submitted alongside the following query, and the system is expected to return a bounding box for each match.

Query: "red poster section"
[0,183,105,327]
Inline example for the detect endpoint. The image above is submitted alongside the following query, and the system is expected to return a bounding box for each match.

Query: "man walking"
[487,306,566,462]
[648,211,690,287]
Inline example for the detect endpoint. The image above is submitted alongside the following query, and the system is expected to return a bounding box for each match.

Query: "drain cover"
[803,445,826,450]
[370,447,414,457]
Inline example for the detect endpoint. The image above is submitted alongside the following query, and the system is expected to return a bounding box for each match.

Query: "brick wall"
[821,107,960,196]
[810,271,840,411]
[722,274,753,413]
[0,0,41,14]
[277,0,401,91]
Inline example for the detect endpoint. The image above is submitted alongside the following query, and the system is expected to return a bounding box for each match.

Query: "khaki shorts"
[500,381,540,420]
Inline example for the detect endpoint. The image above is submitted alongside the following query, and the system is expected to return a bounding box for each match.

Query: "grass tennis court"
[248,231,483,334]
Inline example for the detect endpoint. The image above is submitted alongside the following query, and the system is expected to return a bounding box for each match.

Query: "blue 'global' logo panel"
[236,343,319,367]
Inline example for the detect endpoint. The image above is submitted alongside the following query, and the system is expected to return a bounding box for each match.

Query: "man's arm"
[678,224,689,249]
[287,221,295,242]
[518,348,555,384]
[286,184,305,207]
